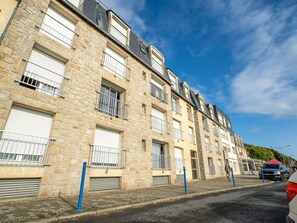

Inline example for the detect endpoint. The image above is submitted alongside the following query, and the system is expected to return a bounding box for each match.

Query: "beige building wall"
[0,0,18,37]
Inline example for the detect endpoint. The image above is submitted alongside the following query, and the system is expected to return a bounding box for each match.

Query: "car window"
[264,164,280,169]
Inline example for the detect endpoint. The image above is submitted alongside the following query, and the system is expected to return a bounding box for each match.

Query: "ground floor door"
[190,151,198,180]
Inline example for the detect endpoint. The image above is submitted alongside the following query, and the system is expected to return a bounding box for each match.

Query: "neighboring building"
[0,0,245,200]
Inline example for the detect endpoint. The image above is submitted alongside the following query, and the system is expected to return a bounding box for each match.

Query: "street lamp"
[270,145,290,165]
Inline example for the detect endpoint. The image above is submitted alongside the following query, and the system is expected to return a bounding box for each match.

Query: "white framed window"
[41,7,76,47]
[172,96,181,114]
[151,79,167,102]
[184,87,189,99]
[200,99,205,112]
[152,142,169,169]
[151,53,164,75]
[173,120,182,140]
[189,127,195,144]
[110,18,128,45]
[20,49,65,96]
[175,147,183,173]
[169,72,177,91]
[218,113,223,124]
[151,108,167,133]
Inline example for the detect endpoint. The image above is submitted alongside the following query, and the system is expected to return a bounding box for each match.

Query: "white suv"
[286,171,297,223]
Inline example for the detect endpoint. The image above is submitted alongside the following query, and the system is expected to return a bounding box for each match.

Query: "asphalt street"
[59,182,289,223]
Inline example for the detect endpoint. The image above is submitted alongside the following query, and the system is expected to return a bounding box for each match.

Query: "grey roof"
[213,105,232,131]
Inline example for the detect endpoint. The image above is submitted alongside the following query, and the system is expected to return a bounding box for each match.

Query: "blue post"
[183,166,188,194]
[262,169,265,183]
[230,167,236,187]
[76,162,87,212]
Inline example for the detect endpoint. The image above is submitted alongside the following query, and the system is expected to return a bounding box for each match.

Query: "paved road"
[59,182,288,223]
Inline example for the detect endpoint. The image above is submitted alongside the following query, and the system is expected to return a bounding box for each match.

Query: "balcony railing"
[203,123,210,132]
[213,129,219,137]
[151,115,169,134]
[110,25,127,46]
[102,51,130,80]
[150,83,168,103]
[187,112,193,122]
[0,130,55,166]
[16,60,67,97]
[216,147,222,155]
[172,103,182,115]
[173,128,183,141]
[89,145,126,168]
[189,134,196,144]
[151,58,164,75]
[205,142,213,152]
[152,154,170,170]
[209,165,216,175]
[40,12,76,48]
[97,92,128,120]
[175,158,184,173]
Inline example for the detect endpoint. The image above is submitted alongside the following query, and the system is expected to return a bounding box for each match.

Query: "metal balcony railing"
[0,130,55,166]
[175,158,184,173]
[216,147,222,155]
[205,142,213,152]
[151,58,164,75]
[151,115,169,134]
[150,83,168,103]
[209,165,216,175]
[189,134,196,145]
[102,52,130,80]
[172,103,182,115]
[89,145,126,168]
[152,154,170,170]
[203,123,210,132]
[213,129,219,137]
[16,60,67,97]
[97,92,128,120]
[173,128,183,141]
[40,12,76,48]
[188,112,193,122]
[110,25,127,45]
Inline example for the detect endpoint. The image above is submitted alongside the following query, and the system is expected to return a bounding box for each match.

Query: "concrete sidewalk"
[0,175,273,223]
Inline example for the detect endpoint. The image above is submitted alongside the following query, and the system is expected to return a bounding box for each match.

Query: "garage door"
[153,176,169,186]
[89,177,120,191]
[0,178,41,200]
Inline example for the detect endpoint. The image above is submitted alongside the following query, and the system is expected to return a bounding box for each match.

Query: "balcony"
[173,128,183,141]
[216,147,222,155]
[175,157,184,173]
[89,145,126,168]
[172,103,182,115]
[203,123,210,132]
[110,25,127,46]
[213,129,219,137]
[16,60,67,97]
[151,115,169,134]
[221,134,229,140]
[205,142,213,152]
[97,92,128,120]
[187,112,193,122]
[150,83,168,103]
[40,12,76,48]
[0,130,55,166]
[151,58,164,75]
[152,154,170,170]
[189,134,196,145]
[102,52,130,80]
[209,165,216,175]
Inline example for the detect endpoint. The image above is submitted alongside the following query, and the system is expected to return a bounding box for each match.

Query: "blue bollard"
[76,162,87,212]
[262,169,265,183]
[183,166,188,194]
[230,167,236,187]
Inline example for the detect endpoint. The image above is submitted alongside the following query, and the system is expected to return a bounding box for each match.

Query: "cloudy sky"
[101,0,297,159]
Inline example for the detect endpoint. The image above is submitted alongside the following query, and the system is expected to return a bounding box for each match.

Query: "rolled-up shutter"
[153,176,169,186]
[89,177,120,191]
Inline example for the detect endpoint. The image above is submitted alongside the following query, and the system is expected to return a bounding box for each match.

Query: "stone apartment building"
[0,0,247,200]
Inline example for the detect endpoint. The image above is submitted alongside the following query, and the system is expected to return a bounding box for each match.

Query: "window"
[227,120,231,128]
[152,142,169,169]
[150,79,167,103]
[0,106,53,165]
[218,113,223,124]
[67,0,80,7]
[142,140,146,151]
[184,87,189,99]
[208,157,215,175]
[209,108,214,118]
[205,136,212,152]
[142,103,146,114]
[172,96,181,114]
[187,106,193,121]
[151,108,167,133]
[175,148,183,173]
[173,120,183,140]
[97,84,127,119]
[232,147,237,154]
[19,49,66,96]
[142,71,146,80]
[91,127,123,168]
[41,7,76,47]
[189,127,196,144]
[151,53,164,75]
[109,12,130,46]
[200,99,205,112]
[103,46,128,80]
[0,0,18,38]
[169,72,177,91]
[202,117,209,131]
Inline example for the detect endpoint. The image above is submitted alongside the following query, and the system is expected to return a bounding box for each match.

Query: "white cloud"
[100,0,147,34]
[207,0,297,118]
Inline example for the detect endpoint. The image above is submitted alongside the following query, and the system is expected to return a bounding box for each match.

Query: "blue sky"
[101,0,297,159]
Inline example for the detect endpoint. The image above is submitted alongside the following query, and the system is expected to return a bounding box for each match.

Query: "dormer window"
[200,99,205,112]
[218,113,223,124]
[184,87,189,99]
[108,11,130,46]
[168,71,178,91]
[209,107,214,118]
[149,46,164,75]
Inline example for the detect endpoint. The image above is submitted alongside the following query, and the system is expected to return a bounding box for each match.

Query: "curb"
[34,182,274,223]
